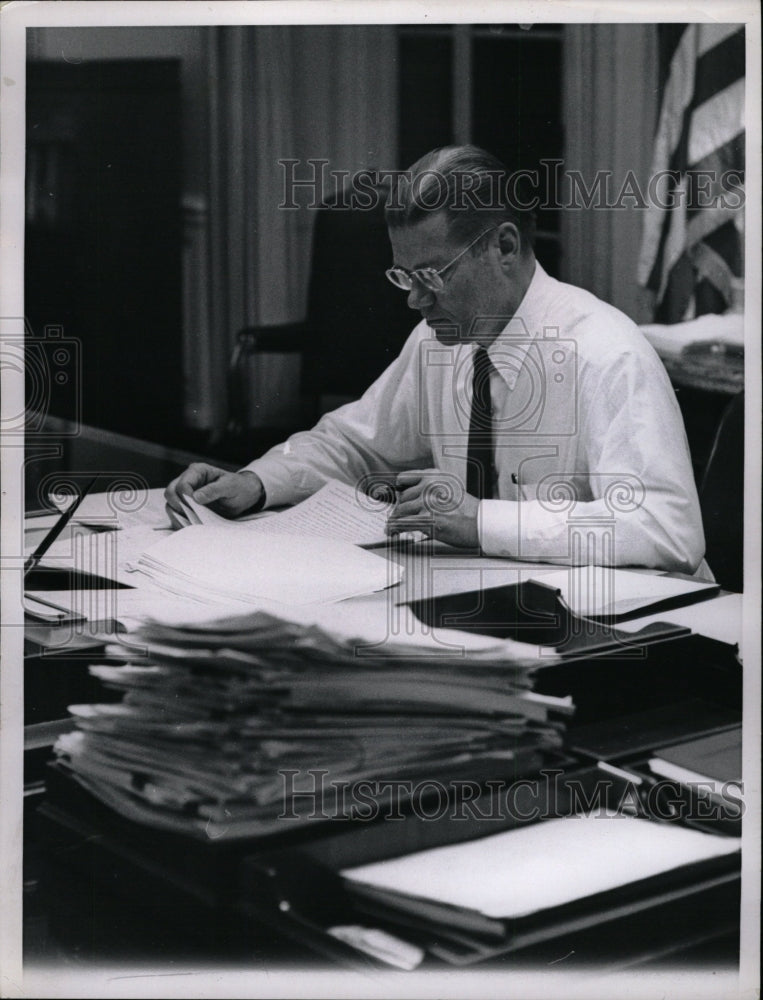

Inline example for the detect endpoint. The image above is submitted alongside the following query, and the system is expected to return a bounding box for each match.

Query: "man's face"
[387,212,508,346]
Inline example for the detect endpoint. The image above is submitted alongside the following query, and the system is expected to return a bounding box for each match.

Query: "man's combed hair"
[385,145,536,250]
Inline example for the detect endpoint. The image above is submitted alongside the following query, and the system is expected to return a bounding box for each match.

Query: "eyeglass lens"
[387,268,443,292]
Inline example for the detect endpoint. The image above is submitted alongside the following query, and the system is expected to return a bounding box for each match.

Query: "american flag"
[638,24,745,322]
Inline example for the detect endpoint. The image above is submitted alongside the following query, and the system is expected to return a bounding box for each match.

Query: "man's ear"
[496,221,521,265]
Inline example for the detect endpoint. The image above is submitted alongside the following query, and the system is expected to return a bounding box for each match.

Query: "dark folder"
[407,580,690,657]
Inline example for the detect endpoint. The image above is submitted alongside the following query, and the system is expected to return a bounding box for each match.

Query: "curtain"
[561,24,658,322]
[186,25,397,434]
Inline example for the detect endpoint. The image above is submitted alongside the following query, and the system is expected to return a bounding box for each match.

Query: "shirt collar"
[486,261,554,391]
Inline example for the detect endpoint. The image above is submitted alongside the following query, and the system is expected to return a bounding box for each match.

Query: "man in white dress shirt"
[166,146,706,574]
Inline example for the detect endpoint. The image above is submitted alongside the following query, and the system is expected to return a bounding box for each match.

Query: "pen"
[24,476,98,577]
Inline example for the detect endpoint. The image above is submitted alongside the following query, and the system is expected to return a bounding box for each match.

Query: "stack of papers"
[31,479,414,610]
[54,607,571,840]
[131,525,402,606]
[640,312,744,361]
[33,524,172,586]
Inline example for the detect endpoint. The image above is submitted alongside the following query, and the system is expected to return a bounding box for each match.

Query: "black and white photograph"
[0,2,760,998]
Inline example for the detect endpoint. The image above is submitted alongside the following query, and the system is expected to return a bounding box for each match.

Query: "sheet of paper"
[343,812,740,920]
[50,486,173,530]
[527,566,716,618]
[36,525,172,585]
[640,312,743,360]
[176,594,553,665]
[171,480,423,544]
[24,512,63,532]
[24,587,242,630]
[24,522,74,557]
[617,592,743,648]
[178,494,239,527]
[239,479,392,546]
[133,523,403,605]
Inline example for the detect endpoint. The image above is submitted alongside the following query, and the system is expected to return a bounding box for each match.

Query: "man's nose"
[406,278,436,312]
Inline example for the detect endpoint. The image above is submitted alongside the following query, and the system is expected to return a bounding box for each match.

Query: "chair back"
[302,189,414,415]
[700,391,744,592]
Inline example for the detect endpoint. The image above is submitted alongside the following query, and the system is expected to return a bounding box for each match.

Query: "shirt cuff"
[478,499,521,558]
[240,455,299,510]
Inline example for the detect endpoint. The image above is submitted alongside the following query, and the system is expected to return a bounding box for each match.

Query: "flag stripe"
[688,79,745,165]
[687,203,743,251]
[692,27,745,108]
[640,22,745,316]
[688,133,746,185]
[642,26,696,291]
[703,219,743,276]
[654,252,694,323]
[686,134,745,220]
[690,241,735,301]
[697,22,744,59]
[658,24,688,90]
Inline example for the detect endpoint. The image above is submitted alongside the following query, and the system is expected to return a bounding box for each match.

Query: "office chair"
[302,188,414,416]
[699,390,744,592]
[227,187,413,453]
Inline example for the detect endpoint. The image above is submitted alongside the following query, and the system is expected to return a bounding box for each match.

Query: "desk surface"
[14,459,750,987]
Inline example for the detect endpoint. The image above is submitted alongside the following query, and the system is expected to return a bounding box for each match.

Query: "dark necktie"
[466,346,496,500]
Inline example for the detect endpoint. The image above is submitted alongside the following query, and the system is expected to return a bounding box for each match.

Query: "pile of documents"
[54,605,573,840]
[639,311,743,361]
[131,526,402,605]
[32,481,407,612]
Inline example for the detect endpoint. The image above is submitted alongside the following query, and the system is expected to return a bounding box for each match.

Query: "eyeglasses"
[385,227,497,292]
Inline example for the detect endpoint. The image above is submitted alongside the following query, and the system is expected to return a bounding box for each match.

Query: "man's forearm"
[478,496,705,573]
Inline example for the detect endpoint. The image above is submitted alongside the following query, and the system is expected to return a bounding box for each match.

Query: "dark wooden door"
[25,59,183,443]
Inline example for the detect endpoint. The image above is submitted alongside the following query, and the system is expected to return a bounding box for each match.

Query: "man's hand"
[164,464,265,529]
[386,470,480,549]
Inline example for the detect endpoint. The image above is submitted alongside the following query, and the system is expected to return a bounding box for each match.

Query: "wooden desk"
[22,553,743,977]
[16,429,745,981]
